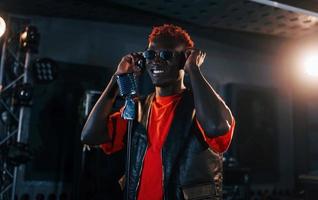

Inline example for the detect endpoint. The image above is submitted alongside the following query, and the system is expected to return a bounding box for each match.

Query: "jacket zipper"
[135,143,148,199]
[135,94,153,199]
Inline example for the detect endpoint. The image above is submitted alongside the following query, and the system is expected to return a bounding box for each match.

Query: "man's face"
[144,38,185,87]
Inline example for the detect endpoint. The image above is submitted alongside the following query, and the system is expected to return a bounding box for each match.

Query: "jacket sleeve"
[100,110,127,155]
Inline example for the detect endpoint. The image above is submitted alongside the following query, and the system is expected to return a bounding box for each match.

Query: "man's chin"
[152,78,179,88]
[151,74,184,86]
[151,79,170,87]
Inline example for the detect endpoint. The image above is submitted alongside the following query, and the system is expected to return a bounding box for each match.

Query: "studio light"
[0,16,6,38]
[14,83,33,106]
[295,46,318,85]
[288,36,318,90]
[19,25,40,53]
[32,58,58,83]
[303,53,318,78]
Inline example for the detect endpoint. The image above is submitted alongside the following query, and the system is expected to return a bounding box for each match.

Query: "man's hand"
[184,49,206,73]
[115,53,143,76]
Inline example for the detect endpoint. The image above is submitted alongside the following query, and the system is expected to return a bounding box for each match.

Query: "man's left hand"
[184,49,206,73]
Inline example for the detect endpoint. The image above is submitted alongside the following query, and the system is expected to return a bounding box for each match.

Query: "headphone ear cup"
[136,53,146,71]
[179,53,186,69]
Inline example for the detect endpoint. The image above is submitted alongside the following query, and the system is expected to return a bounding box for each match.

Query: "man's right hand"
[82,53,145,145]
[115,53,143,76]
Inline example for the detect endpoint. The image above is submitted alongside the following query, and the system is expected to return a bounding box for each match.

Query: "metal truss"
[0,16,33,200]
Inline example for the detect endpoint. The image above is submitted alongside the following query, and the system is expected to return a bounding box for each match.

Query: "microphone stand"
[116,73,138,200]
[126,118,133,200]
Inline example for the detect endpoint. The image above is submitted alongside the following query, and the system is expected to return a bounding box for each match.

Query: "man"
[81,24,235,200]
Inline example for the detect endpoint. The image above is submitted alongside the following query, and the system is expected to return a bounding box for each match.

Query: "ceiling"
[1,0,318,38]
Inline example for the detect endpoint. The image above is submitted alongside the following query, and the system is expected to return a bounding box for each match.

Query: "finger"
[192,50,201,59]
[184,49,192,58]
[131,52,138,57]
[122,55,139,73]
[131,53,143,72]
[129,53,137,63]
[203,52,206,59]
[198,51,205,57]
[185,51,191,57]
[128,55,141,72]
[131,52,144,60]
[131,52,143,62]
[124,55,134,64]
[185,49,197,58]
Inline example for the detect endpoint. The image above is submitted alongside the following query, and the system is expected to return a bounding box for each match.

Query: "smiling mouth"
[151,69,165,75]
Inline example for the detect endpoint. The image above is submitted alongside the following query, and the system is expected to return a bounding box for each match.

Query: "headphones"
[179,52,187,70]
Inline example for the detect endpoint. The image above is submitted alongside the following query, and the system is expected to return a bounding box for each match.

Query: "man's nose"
[154,54,161,63]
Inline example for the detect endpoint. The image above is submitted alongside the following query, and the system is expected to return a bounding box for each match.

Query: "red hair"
[148,24,194,48]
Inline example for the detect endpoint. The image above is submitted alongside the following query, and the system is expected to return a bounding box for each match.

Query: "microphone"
[117,73,138,97]
[116,73,138,120]
[116,54,145,120]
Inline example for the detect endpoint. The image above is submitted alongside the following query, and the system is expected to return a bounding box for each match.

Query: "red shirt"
[100,91,235,200]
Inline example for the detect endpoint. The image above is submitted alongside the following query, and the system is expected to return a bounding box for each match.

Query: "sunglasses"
[142,49,181,61]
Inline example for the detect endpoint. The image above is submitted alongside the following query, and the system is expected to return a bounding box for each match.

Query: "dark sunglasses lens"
[160,51,173,60]
[143,50,156,60]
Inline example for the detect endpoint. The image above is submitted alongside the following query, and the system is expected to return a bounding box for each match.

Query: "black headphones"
[179,52,187,70]
[134,52,146,71]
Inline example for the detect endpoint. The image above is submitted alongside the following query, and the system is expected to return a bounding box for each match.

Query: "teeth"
[153,70,164,74]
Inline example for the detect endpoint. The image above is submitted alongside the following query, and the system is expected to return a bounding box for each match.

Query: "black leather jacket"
[126,89,223,200]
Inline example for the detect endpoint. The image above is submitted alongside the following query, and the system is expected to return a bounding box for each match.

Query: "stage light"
[32,58,58,83]
[0,17,6,38]
[14,83,33,106]
[19,25,40,53]
[301,51,318,79]
[303,53,318,78]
